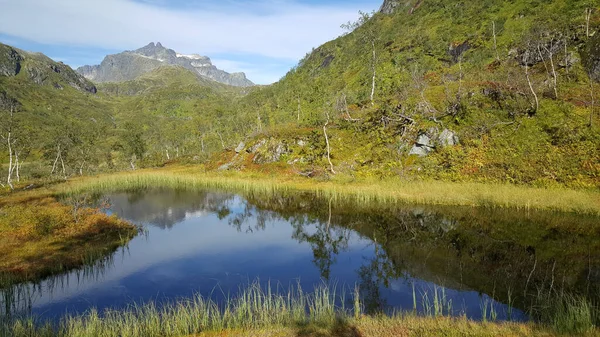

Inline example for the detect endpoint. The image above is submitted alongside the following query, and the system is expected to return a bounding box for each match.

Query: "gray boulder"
[235,142,245,153]
[409,128,459,156]
[438,129,459,147]
[409,145,433,156]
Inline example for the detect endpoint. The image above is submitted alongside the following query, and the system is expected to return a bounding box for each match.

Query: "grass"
[0,189,139,288]
[2,281,593,337]
[59,166,600,215]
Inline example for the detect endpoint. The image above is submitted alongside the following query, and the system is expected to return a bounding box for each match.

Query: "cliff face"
[77,42,254,87]
[379,0,400,14]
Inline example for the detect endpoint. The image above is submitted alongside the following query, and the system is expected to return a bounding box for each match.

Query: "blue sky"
[0,0,380,84]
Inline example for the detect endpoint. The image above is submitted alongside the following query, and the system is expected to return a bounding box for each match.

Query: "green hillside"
[1,0,600,188]
[227,0,600,187]
[0,46,246,180]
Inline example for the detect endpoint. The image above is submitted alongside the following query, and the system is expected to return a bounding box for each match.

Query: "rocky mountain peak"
[77,42,254,87]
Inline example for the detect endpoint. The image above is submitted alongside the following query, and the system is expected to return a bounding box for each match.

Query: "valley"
[1,0,600,336]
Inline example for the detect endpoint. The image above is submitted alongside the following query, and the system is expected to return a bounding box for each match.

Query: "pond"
[2,188,600,324]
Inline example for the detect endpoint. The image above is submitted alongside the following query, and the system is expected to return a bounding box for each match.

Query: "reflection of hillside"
[107,190,234,229]
[241,193,600,314]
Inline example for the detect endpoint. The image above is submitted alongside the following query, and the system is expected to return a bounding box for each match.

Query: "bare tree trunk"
[543,45,559,99]
[327,197,332,231]
[15,150,19,182]
[586,8,592,38]
[492,21,499,61]
[323,112,336,174]
[525,62,539,113]
[342,93,359,121]
[7,131,13,189]
[60,152,66,180]
[166,148,170,160]
[217,131,225,149]
[51,145,60,175]
[370,41,376,106]
[79,160,85,176]
[6,106,14,189]
[590,74,596,127]
[537,45,550,80]
[130,155,136,170]
[176,146,179,158]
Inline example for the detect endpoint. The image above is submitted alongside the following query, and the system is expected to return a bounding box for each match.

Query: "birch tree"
[0,94,20,189]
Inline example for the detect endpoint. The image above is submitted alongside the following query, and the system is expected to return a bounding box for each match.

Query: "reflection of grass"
[0,193,138,288]
[62,167,600,215]
[1,281,564,337]
[536,292,597,335]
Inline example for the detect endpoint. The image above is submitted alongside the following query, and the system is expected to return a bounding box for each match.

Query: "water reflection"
[2,188,599,324]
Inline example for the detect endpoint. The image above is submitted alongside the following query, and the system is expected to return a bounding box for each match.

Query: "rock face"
[379,0,400,14]
[584,33,600,82]
[0,44,23,76]
[0,43,97,93]
[77,42,254,87]
[409,128,459,156]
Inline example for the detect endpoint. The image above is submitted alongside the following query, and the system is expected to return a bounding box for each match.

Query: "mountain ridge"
[77,42,254,87]
[0,42,97,94]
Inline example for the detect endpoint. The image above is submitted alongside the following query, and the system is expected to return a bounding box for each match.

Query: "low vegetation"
[0,188,138,288]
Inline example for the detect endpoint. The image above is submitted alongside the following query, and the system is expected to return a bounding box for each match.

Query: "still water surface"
[3,188,600,323]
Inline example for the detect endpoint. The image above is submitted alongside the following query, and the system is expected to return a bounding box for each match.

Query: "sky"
[0,0,381,84]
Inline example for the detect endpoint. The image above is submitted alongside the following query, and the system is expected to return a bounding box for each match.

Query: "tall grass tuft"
[1,280,347,337]
[537,293,597,335]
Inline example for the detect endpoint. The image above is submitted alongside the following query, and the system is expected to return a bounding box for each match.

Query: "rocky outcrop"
[409,128,459,156]
[77,42,254,87]
[584,33,600,82]
[249,139,290,164]
[379,0,400,14]
[0,44,23,77]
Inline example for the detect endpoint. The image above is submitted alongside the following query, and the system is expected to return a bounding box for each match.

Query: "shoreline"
[61,167,600,216]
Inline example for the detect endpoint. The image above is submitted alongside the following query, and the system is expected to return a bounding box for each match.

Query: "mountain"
[0,41,244,175]
[0,43,97,94]
[77,42,254,87]
[1,0,599,188]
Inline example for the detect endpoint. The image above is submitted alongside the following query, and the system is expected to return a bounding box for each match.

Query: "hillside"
[219,0,600,188]
[0,45,246,180]
[1,0,599,189]
[77,42,254,87]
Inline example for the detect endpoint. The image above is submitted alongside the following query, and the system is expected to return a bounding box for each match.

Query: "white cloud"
[0,0,377,64]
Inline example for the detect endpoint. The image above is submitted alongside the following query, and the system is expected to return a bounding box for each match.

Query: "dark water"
[3,188,600,323]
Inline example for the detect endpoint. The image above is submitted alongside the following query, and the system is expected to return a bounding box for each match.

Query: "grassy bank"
[61,166,600,215]
[0,188,138,288]
[2,281,595,337]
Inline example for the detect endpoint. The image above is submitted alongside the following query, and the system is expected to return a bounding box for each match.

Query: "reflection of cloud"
[24,214,314,309]
[108,190,231,229]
